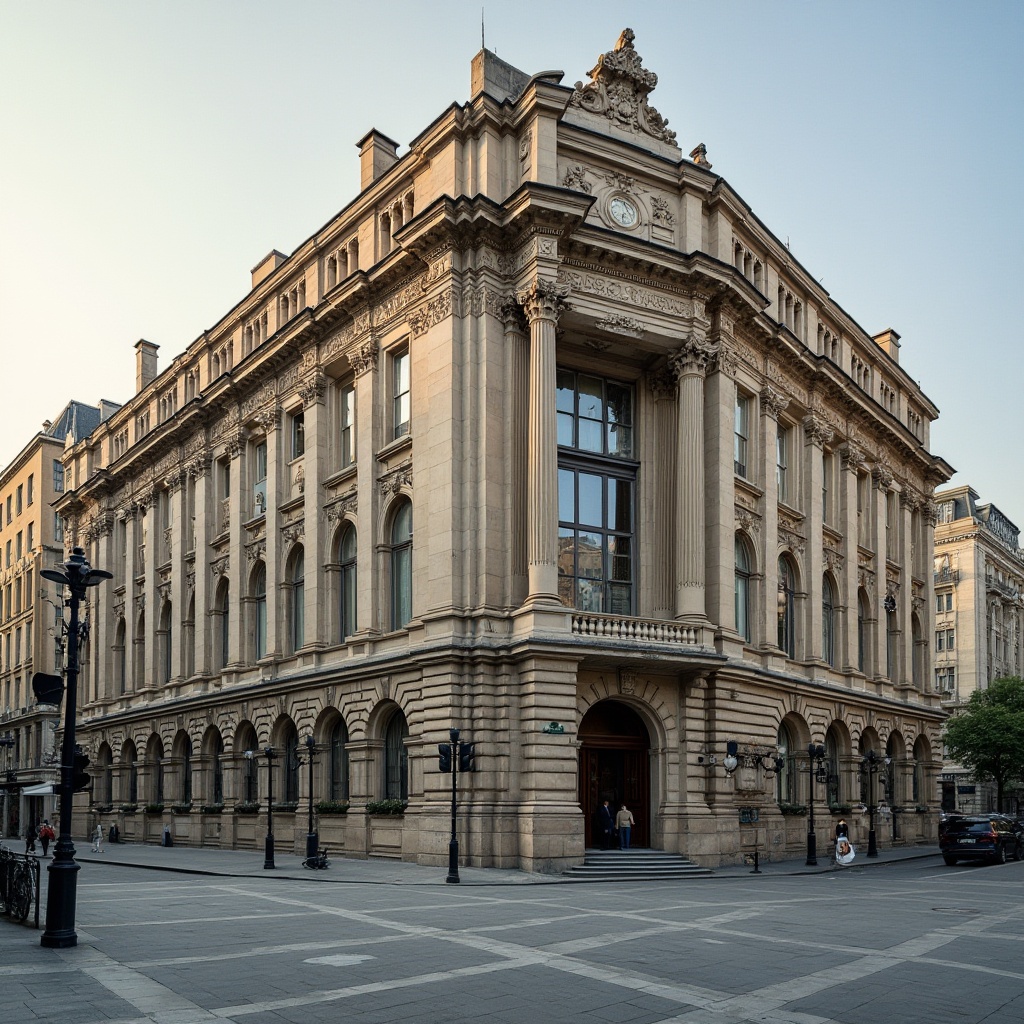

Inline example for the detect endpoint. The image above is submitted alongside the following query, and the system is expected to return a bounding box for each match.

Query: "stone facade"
[933,485,1024,813]
[55,32,953,869]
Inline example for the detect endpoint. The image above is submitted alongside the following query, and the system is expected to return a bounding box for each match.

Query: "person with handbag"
[616,804,635,849]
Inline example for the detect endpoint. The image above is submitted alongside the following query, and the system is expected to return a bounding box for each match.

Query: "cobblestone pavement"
[3,846,1023,1024]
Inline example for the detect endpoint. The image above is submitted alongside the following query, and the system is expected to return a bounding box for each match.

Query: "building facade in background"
[933,485,1024,813]
[55,32,953,869]
[0,400,116,836]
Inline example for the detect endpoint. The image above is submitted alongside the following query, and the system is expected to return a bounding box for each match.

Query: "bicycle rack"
[0,844,41,928]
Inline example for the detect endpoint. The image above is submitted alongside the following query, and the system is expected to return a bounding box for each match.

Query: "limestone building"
[1,400,116,837]
[933,485,1024,812]
[56,31,952,869]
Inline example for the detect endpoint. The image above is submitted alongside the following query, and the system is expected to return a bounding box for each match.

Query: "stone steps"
[564,848,713,881]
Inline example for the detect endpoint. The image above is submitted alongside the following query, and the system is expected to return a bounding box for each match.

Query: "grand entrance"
[579,700,651,848]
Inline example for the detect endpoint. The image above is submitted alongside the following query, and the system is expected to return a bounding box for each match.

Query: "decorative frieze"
[803,415,834,449]
[210,556,229,578]
[595,313,645,338]
[325,490,358,522]
[558,265,692,318]
[562,165,592,193]
[379,463,413,498]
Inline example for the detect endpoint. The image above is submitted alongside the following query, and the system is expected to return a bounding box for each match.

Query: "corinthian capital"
[669,328,720,378]
[759,385,789,420]
[803,415,834,448]
[498,296,528,334]
[516,279,570,324]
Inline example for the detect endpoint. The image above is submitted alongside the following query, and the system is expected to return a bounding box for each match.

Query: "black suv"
[940,815,1023,865]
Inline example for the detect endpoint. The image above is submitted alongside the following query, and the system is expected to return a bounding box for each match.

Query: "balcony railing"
[571,612,702,645]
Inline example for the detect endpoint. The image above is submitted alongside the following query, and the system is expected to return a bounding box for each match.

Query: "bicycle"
[303,845,329,869]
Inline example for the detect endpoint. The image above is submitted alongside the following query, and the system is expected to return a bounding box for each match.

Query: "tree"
[944,676,1024,812]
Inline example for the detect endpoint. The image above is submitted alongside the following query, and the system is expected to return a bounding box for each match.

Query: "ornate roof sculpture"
[569,28,679,149]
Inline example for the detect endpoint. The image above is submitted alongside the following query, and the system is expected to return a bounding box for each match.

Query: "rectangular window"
[218,458,231,501]
[734,394,750,478]
[392,349,410,438]
[54,511,64,542]
[4,540,9,567]
[290,411,305,459]
[15,531,22,560]
[339,382,356,468]
[5,496,11,523]
[556,369,633,458]
[16,485,23,515]
[26,475,33,506]
[53,460,64,493]
[776,426,789,503]
[27,523,33,551]
[822,451,831,525]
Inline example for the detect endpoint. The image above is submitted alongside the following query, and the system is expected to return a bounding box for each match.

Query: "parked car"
[940,815,1023,865]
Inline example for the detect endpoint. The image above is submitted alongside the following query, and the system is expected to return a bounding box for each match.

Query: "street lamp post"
[303,735,318,862]
[39,547,112,948]
[1,733,15,838]
[805,743,829,867]
[860,750,889,858]
[246,747,277,869]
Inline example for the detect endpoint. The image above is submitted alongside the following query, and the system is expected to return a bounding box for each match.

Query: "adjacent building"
[933,484,1024,812]
[55,31,953,869]
[0,400,116,836]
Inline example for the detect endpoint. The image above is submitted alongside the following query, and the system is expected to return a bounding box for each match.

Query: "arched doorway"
[579,700,650,848]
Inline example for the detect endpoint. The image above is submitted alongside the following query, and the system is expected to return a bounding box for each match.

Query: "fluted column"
[141,493,158,690]
[227,431,245,667]
[189,457,210,677]
[350,337,377,635]
[898,489,916,686]
[649,370,677,619]
[94,513,116,703]
[260,408,282,657]
[517,280,568,606]
[167,472,185,682]
[872,465,893,680]
[759,386,789,646]
[501,299,530,607]
[670,330,718,621]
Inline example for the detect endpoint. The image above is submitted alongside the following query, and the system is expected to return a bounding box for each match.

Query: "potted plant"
[365,799,408,816]
[316,800,350,815]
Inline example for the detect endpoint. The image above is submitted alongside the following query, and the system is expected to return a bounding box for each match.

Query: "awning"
[21,783,56,796]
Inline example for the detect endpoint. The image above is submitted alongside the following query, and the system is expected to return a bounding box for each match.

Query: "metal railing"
[0,844,41,927]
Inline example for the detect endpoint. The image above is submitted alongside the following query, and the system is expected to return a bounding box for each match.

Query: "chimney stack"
[135,338,159,392]
[357,129,400,190]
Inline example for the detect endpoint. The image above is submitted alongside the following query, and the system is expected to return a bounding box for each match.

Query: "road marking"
[302,954,375,966]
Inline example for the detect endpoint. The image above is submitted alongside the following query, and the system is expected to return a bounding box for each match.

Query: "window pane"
[606,382,631,425]
[558,469,575,521]
[577,532,602,578]
[578,474,602,527]
[577,376,603,420]
[556,370,576,412]
[556,411,574,447]
[608,479,632,531]
[557,526,574,578]
[577,578,603,611]
[578,418,603,453]
[607,423,632,458]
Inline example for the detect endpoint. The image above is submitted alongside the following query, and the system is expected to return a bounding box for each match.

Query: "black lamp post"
[247,747,277,868]
[39,547,112,948]
[302,735,318,862]
[860,750,888,857]
[1,733,14,837]
[805,743,830,866]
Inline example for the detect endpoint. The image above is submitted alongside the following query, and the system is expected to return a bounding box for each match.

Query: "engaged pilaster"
[501,298,530,606]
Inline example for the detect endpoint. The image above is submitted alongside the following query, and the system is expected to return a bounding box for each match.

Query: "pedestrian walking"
[38,819,55,856]
[616,804,635,849]
[25,822,38,854]
[92,822,104,853]
[835,818,849,841]
[596,800,615,850]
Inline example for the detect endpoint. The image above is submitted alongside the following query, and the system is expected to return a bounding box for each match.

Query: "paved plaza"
[3,845,1024,1024]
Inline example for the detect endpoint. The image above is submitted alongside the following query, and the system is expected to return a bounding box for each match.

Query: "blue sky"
[2,1,1022,523]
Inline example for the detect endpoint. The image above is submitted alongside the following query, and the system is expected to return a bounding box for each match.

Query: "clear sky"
[2,1,1022,522]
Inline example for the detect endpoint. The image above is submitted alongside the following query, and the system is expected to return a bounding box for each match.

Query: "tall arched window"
[281,721,299,804]
[824,724,842,806]
[776,721,797,805]
[330,718,349,801]
[114,617,127,695]
[135,612,146,690]
[204,728,224,806]
[159,600,173,685]
[383,709,409,801]
[777,556,796,658]
[735,536,752,643]
[252,564,267,660]
[822,575,835,667]
[122,741,138,805]
[183,593,195,678]
[339,525,357,641]
[912,613,924,689]
[390,502,412,631]
[238,724,259,804]
[146,735,164,804]
[287,546,305,654]
[857,589,869,674]
[886,607,897,680]
[173,732,192,805]
[97,743,113,806]
[216,580,230,671]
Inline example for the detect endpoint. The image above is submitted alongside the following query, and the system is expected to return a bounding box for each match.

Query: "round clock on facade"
[609,196,639,228]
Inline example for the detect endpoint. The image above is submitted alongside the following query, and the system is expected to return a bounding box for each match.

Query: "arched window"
[339,525,357,641]
[135,612,146,690]
[824,725,842,807]
[183,592,195,678]
[204,728,224,806]
[776,721,798,805]
[735,536,752,643]
[281,721,299,805]
[146,735,164,804]
[215,579,230,671]
[777,556,796,658]
[288,546,305,654]
[330,718,349,802]
[173,732,192,805]
[383,709,409,801]
[97,743,113,806]
[390,502,413,631]
[159,600,173,685]
[886,607,898,680]
[122,741,138,805]
[114,617,127,695]
[912,613,924,689]
[822,575,835,667]
[252,564,267,660]
[237,724,259,804]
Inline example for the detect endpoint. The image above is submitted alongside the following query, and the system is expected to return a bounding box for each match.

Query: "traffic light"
[438,743,452,773]
[458,742,476,773]
[72,745,91,792]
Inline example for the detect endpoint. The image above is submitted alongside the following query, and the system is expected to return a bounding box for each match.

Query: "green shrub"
[365,799,408,815]
[779,803,807,816]
[144,803,165,815]
[316,801,350,815]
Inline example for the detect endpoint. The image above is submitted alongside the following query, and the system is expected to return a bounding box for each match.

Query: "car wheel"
[996,843,1007,865]
[943,855,958,866]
